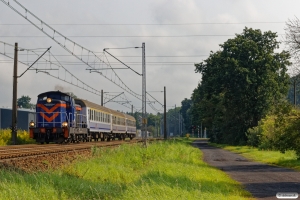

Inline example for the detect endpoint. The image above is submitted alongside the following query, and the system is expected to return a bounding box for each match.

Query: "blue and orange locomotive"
[29,91,136,144]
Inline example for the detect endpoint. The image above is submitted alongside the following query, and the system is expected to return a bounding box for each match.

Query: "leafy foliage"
[245,102,300,159]
[17,95,34,109]
[181,98,192,132]
[0,129,35,145]
[191,27,291,145]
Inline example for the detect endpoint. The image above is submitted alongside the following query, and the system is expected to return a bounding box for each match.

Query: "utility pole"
[164,86,167,139]
[131,105,133,116]
[294,80,296,107]
[173,104,176,135]
[11,43,18,145]
[178,110,180,137]
[201,122,203,138]
[101,89,103,106]
[10,44,49,145]
[142,42,147,145]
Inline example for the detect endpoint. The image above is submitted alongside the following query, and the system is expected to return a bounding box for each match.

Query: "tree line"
[179,20,300,158]
[188,27,290,144]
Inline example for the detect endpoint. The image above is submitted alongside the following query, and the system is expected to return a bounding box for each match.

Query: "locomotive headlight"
[46,98,52,103]
[62,121,68,127]
[29,121,35,127]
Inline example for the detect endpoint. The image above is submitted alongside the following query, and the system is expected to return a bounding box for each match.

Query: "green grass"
[0,140,253,200]
[210,143,300,171]
[0,129,35,145]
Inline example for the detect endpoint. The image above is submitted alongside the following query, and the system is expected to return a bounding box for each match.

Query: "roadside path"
[193,140,300,200]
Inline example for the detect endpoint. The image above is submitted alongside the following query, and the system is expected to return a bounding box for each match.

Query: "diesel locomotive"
[29,91,136,144]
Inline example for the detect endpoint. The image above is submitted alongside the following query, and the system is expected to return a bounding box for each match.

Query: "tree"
[17,95,34,109]
[181,98,192,132]
[193,27,291,144]
[285,17,300,64]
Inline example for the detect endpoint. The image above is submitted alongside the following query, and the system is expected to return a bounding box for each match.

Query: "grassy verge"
[0,139,253,200]
[210,143,300,171]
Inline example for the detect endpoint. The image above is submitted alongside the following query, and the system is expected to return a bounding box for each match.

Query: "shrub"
[246,126,261,147]
[247,102,300,159]
[0,129,35,145]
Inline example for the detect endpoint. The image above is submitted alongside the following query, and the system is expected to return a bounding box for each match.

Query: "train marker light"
[29,121,35,127]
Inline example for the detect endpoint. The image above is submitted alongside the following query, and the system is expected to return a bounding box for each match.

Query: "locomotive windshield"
[38,93,70,102]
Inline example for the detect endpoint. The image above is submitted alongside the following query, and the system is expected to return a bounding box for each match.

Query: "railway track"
[0,138,160,172]
[0,139,142,160]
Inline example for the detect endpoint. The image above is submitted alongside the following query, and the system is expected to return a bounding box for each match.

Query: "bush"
[247,102,300,159]
[246,116,276,150]
[0,129,35,145]
[246,126,261,147]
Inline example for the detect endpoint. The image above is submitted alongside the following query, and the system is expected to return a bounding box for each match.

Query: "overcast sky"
[0,0,299,113]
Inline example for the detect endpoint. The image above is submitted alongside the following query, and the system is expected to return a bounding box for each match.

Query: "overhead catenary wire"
[1,0,142,101]
[0,40,141,112]
[0,22,286,25]
[2,53,211,57]
[0,48,138,110]
[0,34,286,38]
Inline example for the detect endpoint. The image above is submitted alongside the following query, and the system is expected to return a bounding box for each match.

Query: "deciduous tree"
[193,27,291,144]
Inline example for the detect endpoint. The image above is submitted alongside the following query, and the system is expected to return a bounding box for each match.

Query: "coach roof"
[75,99,127,118]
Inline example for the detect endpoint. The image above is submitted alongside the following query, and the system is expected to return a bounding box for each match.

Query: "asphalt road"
[193,140,300,200]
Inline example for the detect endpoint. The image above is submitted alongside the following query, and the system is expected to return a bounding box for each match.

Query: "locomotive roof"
[75,99,135,121]
[38,90,70,97]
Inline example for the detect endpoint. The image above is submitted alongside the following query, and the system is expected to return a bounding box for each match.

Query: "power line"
[0,41,138,111]
[0,60,200,64]
[1,0,142,100]
[0,22,286,25]
[2,53,211,57]
[0,34,286,38]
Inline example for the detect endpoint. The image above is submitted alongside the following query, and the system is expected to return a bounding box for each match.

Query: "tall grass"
[0,129,35,145]
[0,139,253,199]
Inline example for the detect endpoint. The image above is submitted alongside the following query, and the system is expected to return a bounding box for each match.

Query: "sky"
[0,0,299,114]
